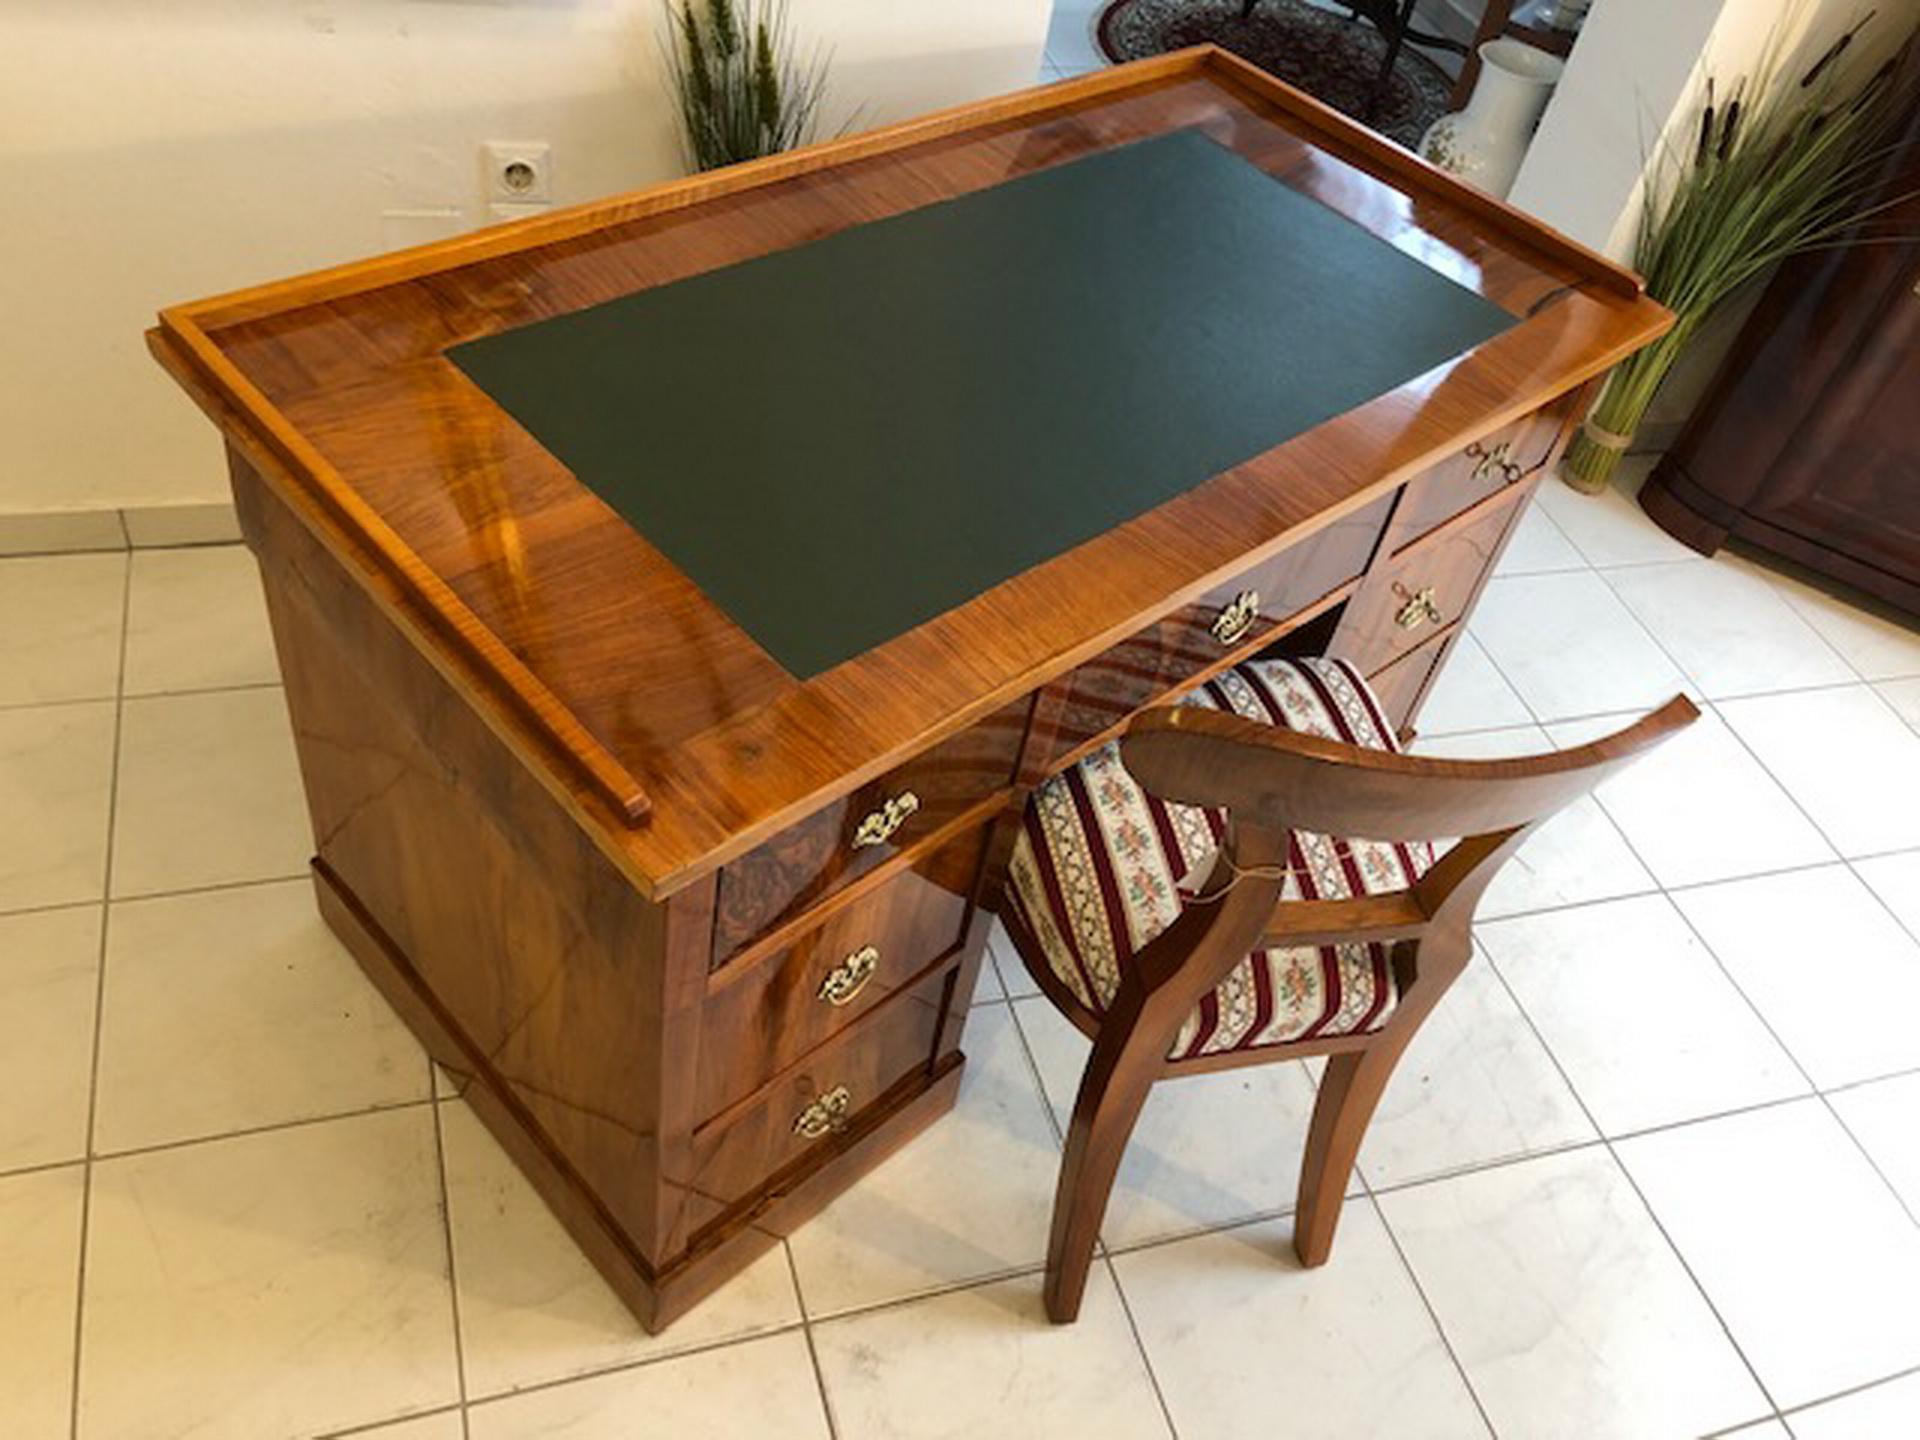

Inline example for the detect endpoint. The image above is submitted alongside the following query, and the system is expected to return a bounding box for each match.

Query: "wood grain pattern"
[1038,491,1396,769]
[152,54,1670,1334]
[711,700,1023,966]
[1366,624,1456,735]
[1640,50,1920,614]
[698,827,987,1116]
[1381,404,1557,552]
[682,960,961,1240]
[1334,482,1528,672]
[1015,691,1699,1321]
[153,47,1670,904]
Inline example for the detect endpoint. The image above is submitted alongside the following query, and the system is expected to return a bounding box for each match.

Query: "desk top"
[447,130,1513,679]
[151,48,1670,897]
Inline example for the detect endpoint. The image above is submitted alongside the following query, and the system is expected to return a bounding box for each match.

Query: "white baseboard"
[0,501,240,558]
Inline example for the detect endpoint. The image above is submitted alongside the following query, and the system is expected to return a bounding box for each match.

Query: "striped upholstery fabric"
[1005,656,1433,1061]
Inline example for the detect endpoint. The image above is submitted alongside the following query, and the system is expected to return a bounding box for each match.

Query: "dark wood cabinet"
[1641,62,1920,615]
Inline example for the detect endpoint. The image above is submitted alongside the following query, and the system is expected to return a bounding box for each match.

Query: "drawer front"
[1367,624,1455,738]
[1335,489,1522,676]
[1041,490,1394,765]
[698,825,988,1117]
[712,698,1026,967]
[686,960,957,1234]
[1384,409,1561,553]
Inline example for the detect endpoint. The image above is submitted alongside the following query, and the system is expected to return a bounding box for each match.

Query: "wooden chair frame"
[1001,691,1698,1323]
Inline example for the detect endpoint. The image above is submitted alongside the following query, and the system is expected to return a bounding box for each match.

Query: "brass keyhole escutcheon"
[1211,589,1261,646]
[1392,582,1443,630]
[818,945,879,1007]
[792,1085,852,1140]
[852,791,919,849]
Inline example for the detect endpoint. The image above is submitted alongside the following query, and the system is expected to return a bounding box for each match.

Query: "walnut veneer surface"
[150,49,1670,1330]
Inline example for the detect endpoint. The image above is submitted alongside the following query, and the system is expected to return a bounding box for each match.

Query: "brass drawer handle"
[818,945,879,1007]
[852,791,920,848]
[1466,439,1514,483]
[792,1084,852,1140]
[1211,589,1261,646]
[1392,581,1444,630]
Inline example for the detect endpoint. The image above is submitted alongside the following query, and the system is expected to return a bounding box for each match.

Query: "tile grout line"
[0,868,314,923]
[1588,540,1870,692]
[1360,1186,1501,1439]
[1817,1082,1920,1234]
[493,522,1907,1418]
[1454,567,1699,928]
[1505,758,1834,1114]
[371,969,1920,1424]
[315,1402,468,1440]
[1579,540,1908,873]
[0,675,283,717]
[1334,1032,1500,1437]
[939,982,1185,1439]
[1618,672,1920,1235]
[1644,864,1920,1236]
[74,1095,441,1168]
[1775,1357,1920,1427]
[11,528,1910,1427]
[1696,694,1857,867]
[65,547,133,1440]
[428,1074,476,1440]
[1098,1252,1183,1440]
[1472,949,1788,1427]
[1348,1049,1920,1212]
[1479,543,1920,1254]
[1473,589,1920,1249]
[783,1242,842,1440]
[1000,928,1188,1440]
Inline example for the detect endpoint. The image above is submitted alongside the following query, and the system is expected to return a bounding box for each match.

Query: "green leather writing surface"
[450,130,1514,678]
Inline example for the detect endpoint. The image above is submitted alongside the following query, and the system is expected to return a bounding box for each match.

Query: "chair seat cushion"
[1005,656,1433,1061]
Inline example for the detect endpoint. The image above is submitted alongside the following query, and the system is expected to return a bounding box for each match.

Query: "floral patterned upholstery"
[1004,656,1433,1061]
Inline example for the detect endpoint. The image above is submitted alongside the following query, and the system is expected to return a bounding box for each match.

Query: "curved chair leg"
[1294,940,1470,1266]
[1043,1009,1166,1323]
[1291,1033,1412,1267]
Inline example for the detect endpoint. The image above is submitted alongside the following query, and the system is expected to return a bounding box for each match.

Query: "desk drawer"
[1335,489,1522,676]
[686,960,957,1233]
[1384,410,1560,553]
[698,826,987,1117]
[711,699,1025,967]
[1367,624,1456,737]
[1041,490,1394,765]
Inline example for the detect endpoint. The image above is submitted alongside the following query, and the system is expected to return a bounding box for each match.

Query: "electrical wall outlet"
[481,141,552,205]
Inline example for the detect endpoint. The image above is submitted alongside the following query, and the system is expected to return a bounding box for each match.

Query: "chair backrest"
[1119,692,1698,847]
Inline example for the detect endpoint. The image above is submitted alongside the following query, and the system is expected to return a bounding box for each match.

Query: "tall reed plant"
[1561,11,1912,493]
[663,0,835,173]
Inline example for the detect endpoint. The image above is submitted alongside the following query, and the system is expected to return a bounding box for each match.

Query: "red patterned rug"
[1097,0,1452,149]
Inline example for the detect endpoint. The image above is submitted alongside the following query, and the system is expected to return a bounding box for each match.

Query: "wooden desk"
[149,47,1668,1332]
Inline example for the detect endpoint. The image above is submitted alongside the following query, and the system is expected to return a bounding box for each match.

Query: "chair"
[1239,0,1467,123]
[999,655,1695,1323]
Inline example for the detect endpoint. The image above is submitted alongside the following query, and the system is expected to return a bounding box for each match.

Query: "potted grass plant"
[663,0,836,172]
[1560,11,1913,493]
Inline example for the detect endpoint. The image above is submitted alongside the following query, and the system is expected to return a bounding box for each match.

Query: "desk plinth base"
[314,856,965,1332]
[234,443,972,1336]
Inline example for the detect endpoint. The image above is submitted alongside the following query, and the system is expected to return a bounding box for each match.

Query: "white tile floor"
[4,456,1920,1439]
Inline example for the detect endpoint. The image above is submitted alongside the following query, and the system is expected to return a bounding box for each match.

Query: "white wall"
[1512,0,1905,256]
[1507,0,1908,442]
[0,0,1051,514]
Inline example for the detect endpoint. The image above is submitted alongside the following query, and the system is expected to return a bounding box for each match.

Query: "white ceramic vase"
[1419,38,1565,200]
